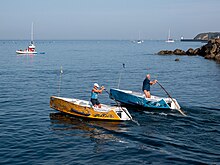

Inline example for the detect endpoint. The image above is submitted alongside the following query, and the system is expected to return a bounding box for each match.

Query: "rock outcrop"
[157,39,220,63]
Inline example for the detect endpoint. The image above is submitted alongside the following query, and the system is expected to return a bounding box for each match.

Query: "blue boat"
[109,88,181,110]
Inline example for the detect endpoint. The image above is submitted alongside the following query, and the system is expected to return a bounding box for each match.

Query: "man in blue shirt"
[142,74,157,98]
[91,83,105,108]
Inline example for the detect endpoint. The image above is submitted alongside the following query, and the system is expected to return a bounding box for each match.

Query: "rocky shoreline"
[158,39,220,63]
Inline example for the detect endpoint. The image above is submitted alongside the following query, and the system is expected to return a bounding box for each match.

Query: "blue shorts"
[90,99,100,106]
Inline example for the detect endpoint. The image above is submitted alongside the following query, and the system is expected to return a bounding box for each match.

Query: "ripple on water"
[0,40,220,164]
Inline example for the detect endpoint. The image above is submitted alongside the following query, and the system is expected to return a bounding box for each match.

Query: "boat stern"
[114,107,132,121]
[170,99,181,110]
[164,98,181,110]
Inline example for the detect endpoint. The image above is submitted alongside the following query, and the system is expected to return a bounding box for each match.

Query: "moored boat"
[136,31,144,44]
[50,96,132,121]
[16,22,38,54]
[16,43,37,54]
[165,38,174,43]
[165,29,175,43]
[136,40,144,44]
[109,88,181,110]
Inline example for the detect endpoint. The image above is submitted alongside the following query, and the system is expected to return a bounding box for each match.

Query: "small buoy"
[175,58,180,61]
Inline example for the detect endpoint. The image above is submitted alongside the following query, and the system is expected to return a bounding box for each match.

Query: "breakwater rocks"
[158,39,220,63]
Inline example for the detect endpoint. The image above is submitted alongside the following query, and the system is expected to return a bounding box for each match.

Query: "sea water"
[0,40,219,164]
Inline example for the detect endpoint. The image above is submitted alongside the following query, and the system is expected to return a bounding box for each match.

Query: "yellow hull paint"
[50,96,126,121]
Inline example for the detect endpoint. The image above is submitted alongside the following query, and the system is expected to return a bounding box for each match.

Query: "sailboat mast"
[168,29,171,39]
[31,22,34,44]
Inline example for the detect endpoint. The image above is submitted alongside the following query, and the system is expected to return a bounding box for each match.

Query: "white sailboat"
[165,29,174,43]
[136,31,144,44]
[16,22,37,54]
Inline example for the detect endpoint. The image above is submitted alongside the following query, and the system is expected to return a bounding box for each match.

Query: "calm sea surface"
[0,40,219,164]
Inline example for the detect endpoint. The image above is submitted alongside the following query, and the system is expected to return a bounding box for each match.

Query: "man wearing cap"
[142,74,157,98]
[91,83,105,108]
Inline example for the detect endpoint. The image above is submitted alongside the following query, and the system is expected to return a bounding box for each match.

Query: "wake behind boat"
[109,88,181,110]
[50,96,132,121]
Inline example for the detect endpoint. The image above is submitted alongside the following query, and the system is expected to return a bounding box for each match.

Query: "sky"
[0,0,219,40]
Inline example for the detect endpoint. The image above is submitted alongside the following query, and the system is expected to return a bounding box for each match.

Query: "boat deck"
[114,89,173,103]
[56,97,120,113]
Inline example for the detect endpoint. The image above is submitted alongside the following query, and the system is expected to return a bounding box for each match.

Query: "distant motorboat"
[16,43,37,54]
[165,29,175,43]
[16,23,38,54]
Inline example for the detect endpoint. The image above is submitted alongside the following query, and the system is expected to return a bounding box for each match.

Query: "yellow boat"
[50,96,132,121]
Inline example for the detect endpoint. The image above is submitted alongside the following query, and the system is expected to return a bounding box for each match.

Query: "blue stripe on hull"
[110,89,171,110]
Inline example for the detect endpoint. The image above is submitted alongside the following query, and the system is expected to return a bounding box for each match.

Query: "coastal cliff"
[158,39,220,63]
[194,32,220,40]
[181,32,220,42]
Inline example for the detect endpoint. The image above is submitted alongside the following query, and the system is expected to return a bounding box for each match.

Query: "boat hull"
[50,96,132,121]
[110,88,180,110]
[165,40,174,43]
[16,50,37,54]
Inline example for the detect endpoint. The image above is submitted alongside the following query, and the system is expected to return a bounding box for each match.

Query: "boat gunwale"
[54,96,122,112]
[110,88,173,103]
[16,50,37,54]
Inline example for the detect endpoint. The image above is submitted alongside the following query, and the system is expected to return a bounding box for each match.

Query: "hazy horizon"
[1,0,219,40]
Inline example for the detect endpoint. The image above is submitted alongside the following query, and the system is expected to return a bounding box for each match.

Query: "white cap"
[94,83,99,88]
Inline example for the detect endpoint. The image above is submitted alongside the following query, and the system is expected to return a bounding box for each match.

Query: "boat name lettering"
[94,113,114,118]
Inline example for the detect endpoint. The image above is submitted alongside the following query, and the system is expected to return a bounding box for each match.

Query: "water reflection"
[49,113,128,149]
[16,53,36,57]
[16,53,37,66]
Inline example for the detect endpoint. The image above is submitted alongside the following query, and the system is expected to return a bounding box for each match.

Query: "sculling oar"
[157,81,186,116]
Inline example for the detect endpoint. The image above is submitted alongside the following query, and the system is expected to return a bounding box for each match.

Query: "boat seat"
[93,107,110,112]
[92,104,111,112]
[78,101,91,107]
[71,99,77,103]
[79,101,86,105]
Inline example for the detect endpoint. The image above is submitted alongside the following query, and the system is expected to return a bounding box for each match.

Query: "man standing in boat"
[91,83,105,108]
[142,74,157,98]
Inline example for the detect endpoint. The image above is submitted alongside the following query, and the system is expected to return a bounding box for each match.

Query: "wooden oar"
[157,82,186,116]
